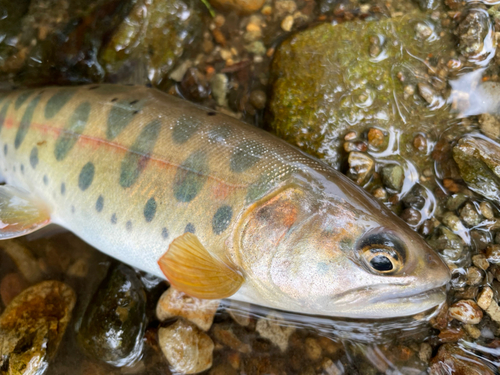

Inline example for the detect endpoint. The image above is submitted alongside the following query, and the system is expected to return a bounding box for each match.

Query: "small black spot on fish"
[78,162,95,191]
[120,120,161,188]
[144,197,157,222]
[185,223,195,233]
[212,205,233,235]
[129,99,139,105]
[54,102,91,161]
[20,164,24,174]
[3,144,7,156]
[173,150,208,202]
[43,175,48,185]
[207,112,216,116]
[111,213,117,224]
[96,195,104,212]
[172,115,201,144]
[15,95,42,149]
[111,98,118,102]
[45,89,77,119]
[89,85,100,90]
[230,140,265,173]
[126,220,132,231]
[61,183,66,195]
[30,147,38,169]
[161,227,169,239]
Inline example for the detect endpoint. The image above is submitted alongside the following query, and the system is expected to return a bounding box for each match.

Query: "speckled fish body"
[0,85,450,318]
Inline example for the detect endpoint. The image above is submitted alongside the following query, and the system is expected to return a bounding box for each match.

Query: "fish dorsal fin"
[0,185,51,239]
[158,233,244,299]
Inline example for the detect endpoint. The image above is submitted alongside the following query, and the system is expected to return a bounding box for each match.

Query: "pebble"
[159,319,214,374]
[367,128,384,148]
[212,325,251,353]
[0,273,29,306]
[255,313,295,352]
[156,288,219,331]
[429,344,495,375]
[477,286,493,310]
[211,73,229,107]
[441,212,463,232]
[479,114,500,141]
[208,0,266,14]
[400,208,421,226]
[321,358,342,375]
[0,240,43,283]
[479,201,495,220]
[249,90,267,110]
[227,301,251,327]
[67,258,90,278]
[465,266,483,286]
[459,202,482,227]
[413,134,427,152]
[463,324,481,339]
[472,254,489,271]
[281,15,294,32]
[372,187,387,201]
[485,300,500,322]
[486,245,500,263]
[304,337,322,361]
[382,164,404,192]
[448,300,483,324]
[446,193,468,211]
[346,152,374,185]
[417,82,437,104]
[418,342,432,363]
[0,281,76,374]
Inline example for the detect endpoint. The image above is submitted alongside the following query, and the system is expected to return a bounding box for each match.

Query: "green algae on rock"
[453,136,500,205]
[0,281,76,375]
[99,0,203,87]
[77,264,147,367]
[268,15,455,168]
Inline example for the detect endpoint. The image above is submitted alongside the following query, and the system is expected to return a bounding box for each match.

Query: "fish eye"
[357,231,406,275]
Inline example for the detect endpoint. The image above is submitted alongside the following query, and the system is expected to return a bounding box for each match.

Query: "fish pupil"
[370,255,393,272]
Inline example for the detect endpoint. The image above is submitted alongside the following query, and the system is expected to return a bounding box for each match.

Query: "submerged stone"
[77,264,147,367]
[268,14,455,168]
[0,281,76,375]
[453,136,500,205]
[100,0,203,87]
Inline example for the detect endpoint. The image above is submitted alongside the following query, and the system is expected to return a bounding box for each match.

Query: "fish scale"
[0,84,450,318]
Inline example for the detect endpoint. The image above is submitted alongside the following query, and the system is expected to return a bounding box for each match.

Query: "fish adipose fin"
[158,233,244,299]
[0,185,51,239]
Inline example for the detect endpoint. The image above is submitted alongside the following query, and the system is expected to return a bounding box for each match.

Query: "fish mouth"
[326,284,447,318]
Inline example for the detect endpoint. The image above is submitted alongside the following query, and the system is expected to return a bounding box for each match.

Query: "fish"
[0,84,450,319]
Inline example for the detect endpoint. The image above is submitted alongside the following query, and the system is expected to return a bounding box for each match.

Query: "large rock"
[268,14,455,168]
[77,264,147,367]
[453,136,500,205]
[0,281,76,375]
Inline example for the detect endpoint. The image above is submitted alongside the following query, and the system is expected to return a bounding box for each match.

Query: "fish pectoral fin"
[0,185,51,239]
[158,232,244,300]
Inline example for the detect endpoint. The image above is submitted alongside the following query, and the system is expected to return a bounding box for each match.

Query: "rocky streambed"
[1,0,500,373]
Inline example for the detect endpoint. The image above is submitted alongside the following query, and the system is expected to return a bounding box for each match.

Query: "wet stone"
[382,164,404,192]
[429,343,495,375]
[479,113,500,141]
[477,286,494,310]
[427,226,464,265]
[472,254,490,271]
[305,337,322,361]
[459,202,482,227]
[255,313,295,352]
[180,68,211,102]
[402,184,426,210]
[212,324,251,353]
[479,201,495,220]
[485,300,500,322]
[457,9,493,62]
[449,300,483,324]
[471,229,491,251]
[401,208,422,226]
[77,264,147,367]
[0,281,76,374]
[209,0,265,14]
[453,136,500,205]
[346,152,374,185]
[156,287,219,331]
[158,319,214,374]
[446,193,468,211]
[465,266,483,286]
[486,244,500,263]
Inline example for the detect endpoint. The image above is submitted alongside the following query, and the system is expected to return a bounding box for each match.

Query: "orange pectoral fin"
[0,185,51,239]
[158,233,244,300]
